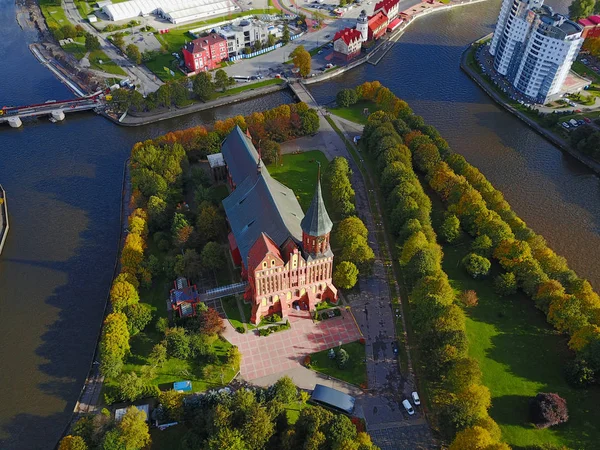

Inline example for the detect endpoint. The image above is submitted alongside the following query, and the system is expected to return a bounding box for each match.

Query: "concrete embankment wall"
[109,82,288,127]
[0,185,9,256]
[460,43,600,176]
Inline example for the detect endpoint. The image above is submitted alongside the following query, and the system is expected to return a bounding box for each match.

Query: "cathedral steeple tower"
[300,164,333,255]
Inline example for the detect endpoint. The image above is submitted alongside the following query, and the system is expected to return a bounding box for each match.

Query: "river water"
[1,0,599,448]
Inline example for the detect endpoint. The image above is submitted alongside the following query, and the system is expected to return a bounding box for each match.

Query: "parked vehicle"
[562,122,570,129]
[584,117,591,123]
[411,392,421,406]
[402,399,415,415]
[569,119,579,127]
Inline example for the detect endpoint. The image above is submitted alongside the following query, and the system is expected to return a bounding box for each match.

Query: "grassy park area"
[39,0,69,29]
[328,100,380,125]
[89,50,127,75]
[221,295,255,330]
[429,196,600,450]
[268,150,329,211]
[309,341,366,387]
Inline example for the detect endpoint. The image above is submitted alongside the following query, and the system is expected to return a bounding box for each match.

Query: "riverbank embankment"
[460,40,600,176]
[0,185,9,256]
[107,81,288,126]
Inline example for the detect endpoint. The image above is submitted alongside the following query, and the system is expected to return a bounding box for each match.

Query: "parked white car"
[412,391,421,406]
[402,399,415,415]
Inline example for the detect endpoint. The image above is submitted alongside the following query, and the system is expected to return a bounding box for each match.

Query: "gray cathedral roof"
[301,169,333,237]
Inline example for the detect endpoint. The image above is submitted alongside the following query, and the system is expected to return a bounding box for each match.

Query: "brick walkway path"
[223,308,362,380]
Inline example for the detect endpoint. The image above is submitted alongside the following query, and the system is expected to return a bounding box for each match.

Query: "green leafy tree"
[193,72,215,101]
[439,214,461,243]
[290,45,311,77]
[125,44,142,64]
[471,234,493,257]
[282,23,290,44]
[101,429,124,450]
[149,341,167,367]
[336,88,358,107]
[260,139,281,165]
[301,109,320,135]
[61,23,77,39]
[111,33,125,49]
[196,202,225,242]
[58,435,88,450]
[100,312,130,378]
[124,303,152,335]
[118,406,151,450]
[159,390,185,422]
[267,33,276,46]
[201,242,226,272]
[462,253,491,279]
[333,261,359,289]
[569,0,595,19]
[155,84,172,108]
[109,280,139,312]
[179,249,202,281]
[335,216,368,243]
[242,405,275,449]
[214,69,234,92]
[339,235,374,267]
[272,376,298,403]
[165,327,190,359]
[329,414,357,447]
[117,372,145,402]
[227,346,242,369]
[494,272,517,296]
[207,428,246,450]
[85,33,101,51]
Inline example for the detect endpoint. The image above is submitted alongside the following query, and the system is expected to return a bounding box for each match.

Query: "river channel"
[1,0,599,447]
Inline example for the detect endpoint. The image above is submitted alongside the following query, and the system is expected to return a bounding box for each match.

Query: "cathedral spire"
[301,163,333,237]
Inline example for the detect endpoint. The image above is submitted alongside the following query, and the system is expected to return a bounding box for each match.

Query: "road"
[62,0,162,95]
[281,107,434,450]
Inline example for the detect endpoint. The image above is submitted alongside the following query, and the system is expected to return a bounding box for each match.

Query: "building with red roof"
[374,0,400,21]
[333,28,363,60]
[368,11,389,41]
[221,127,337,324]
[578,15,600,39]
[169,277,201,318]
[182,32,228,74]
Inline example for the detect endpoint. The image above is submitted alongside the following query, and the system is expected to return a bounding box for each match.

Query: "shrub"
[304,355,311,367]
[462,253,491,279]
[460,290,479,307]
[236,326,246,334]
[337,348,349,369]
[564,359,596,388]
[530,393,569,429]
[494,272,517,296]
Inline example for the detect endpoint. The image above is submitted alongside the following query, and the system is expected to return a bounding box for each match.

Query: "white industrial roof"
[103,0,236,21]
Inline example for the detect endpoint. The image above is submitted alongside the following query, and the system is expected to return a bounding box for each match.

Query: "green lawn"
[285,401,310,424]
[268,150,329,211]
[309,341,367,387]
[89,49,127,76]
[429,193,600,450]
[215,78,284,98]
[572,61,600,86]
[150,425,188,449]
[328,100,380,125]
[144,53,184,81]
[62,42,87,60]
[39,0,69,29]
[74,0,93,18]
[222,295,255,330]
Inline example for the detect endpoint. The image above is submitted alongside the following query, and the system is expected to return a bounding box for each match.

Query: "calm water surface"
[1,0,599,448]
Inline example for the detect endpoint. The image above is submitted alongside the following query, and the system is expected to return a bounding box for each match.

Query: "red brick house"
[333,28,363,61]
[368,11,389,41]
[182,33,228,74]
[221,126,338,324]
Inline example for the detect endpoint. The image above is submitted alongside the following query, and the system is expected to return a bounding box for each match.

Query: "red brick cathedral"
[221,127,337,324]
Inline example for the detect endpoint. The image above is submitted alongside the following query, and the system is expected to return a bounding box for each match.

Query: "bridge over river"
[1,92,105,128]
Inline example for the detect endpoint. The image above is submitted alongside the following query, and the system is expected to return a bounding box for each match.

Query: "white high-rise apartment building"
[490,0,584,103]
